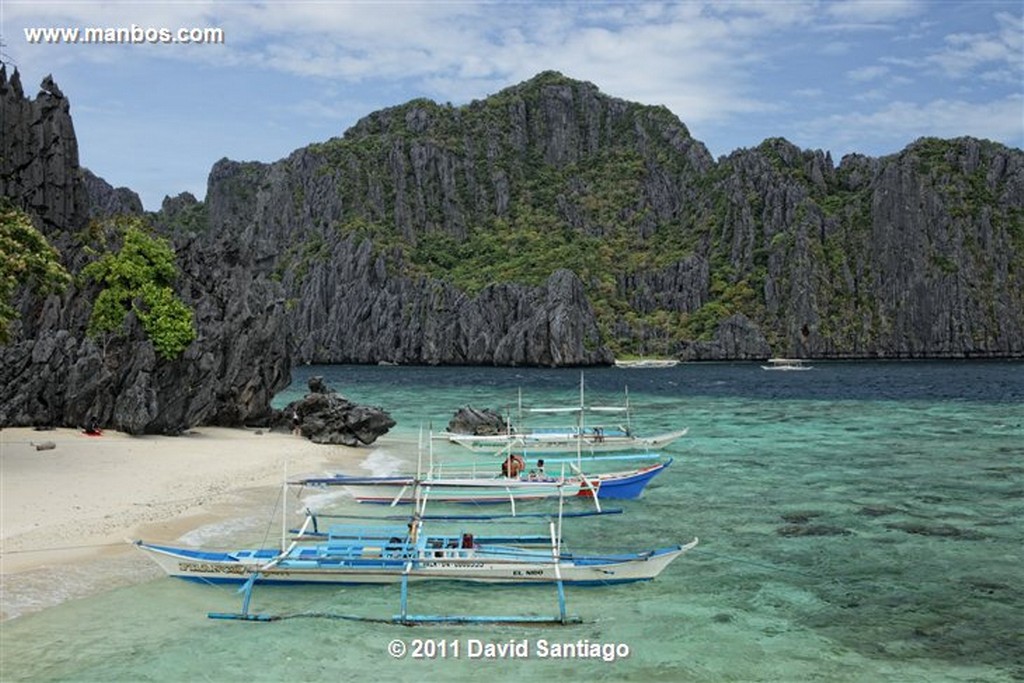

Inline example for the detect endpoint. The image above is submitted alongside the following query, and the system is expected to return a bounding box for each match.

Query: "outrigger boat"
[446,427,688,455]
[444,377,688,455]
[134,491,698,624]
[293,458,672,506]
[614,358,679,369]
[135,520,695,587]
[761,358,814,371]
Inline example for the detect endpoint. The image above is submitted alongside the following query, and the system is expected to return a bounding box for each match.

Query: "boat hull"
[762,358,813,370]
[135,539,697,586]
[305,460,671,505]
[613,359,679,368]
[591,461,669,499]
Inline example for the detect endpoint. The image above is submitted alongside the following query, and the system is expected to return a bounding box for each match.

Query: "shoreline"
[0,426,369,620]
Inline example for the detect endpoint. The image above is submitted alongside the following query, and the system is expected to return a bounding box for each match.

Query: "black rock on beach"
[280,376,395,446]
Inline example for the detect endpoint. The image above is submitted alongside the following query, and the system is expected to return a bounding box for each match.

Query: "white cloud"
[793,88,825,98]
[806,94,1024,155]
[825,0,926,26]
[3,1,791,123]
[847,65,891,82]
[927,11,1023,79]
[853,88,889,102]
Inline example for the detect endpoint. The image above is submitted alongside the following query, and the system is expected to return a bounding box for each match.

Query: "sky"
[1,1,1022,211]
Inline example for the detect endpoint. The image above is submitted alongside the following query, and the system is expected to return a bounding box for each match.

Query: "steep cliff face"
[185,71,1020,361]
[81,169,144,219]
[0,68,292,433]
[860,139,1023,356]
[3,67,1021,435]
[698,137,1024,358]
[286,240,609,366]
[183,72,715,365]
[0,66,89,238]
[188,73,655,365]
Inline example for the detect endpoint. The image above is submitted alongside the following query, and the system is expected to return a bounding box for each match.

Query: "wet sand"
[0,426,362,618]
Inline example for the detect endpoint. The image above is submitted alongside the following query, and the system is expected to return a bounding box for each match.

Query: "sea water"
[1,361,1021,682]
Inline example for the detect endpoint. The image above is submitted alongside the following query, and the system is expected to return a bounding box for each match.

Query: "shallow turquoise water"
[2,361,1022,682]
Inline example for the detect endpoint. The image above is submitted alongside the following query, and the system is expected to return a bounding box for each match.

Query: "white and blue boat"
[135,521,696,587]
[761,358,814,371]
[443,376,689,455]
[294,457,672,505]
[445,427,689,455]
[135,472,698,625]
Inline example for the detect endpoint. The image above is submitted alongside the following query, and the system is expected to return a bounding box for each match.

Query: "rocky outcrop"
[700,136,1024,358]
[678,314,772,361]
[286,250,610,365]
[279,377,394,446]
[447,406,509,435]
[0,233,293,434]
[3,68,1022,436]
[0,66,89,237]
[180,72,717,365]
[0,69,292,434]
[187,71,1020,362]
[81,168,143,218]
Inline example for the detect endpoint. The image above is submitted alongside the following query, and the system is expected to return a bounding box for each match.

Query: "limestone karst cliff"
[2,68,1022,432]
[1,66,291,433]
[186,71,1022,361]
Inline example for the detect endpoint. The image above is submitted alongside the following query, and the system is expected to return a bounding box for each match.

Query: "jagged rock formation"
[701,137,1024,357]
[183,71,1021,362]
[279,377,394,446]
[81,168,143,218]
[3,68,1022,435]
[0,66,89,237]
[678,314,771,361]
[197,146,614,365]
[446,406,509,435]
[288,256,609,366]
[0,67,292,434]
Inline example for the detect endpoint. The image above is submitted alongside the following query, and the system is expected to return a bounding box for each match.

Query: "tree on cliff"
[81,216,196,359]
[0,199,71,343]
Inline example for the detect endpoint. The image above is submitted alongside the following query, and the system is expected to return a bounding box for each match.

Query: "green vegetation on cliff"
[81,217,196,359]
[0,199,71,343]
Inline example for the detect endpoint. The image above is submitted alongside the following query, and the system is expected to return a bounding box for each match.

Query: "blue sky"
[2,1,1021,210]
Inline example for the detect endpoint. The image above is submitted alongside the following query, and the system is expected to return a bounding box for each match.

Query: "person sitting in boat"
[407,513,421,545]
[528,459,546,480]
[593,426,604,443]
[501,454,525,478]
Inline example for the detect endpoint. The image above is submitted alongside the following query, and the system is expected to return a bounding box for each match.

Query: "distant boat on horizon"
[614,358,680,369]
[761,358,814,371]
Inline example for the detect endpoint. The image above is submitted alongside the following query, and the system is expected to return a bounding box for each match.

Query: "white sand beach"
[0,426,365,620]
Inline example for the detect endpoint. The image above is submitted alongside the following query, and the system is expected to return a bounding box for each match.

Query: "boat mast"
[625,385,632,435]
[516,387,522,434]
[280,461,288,553]
[577,372,585,469]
